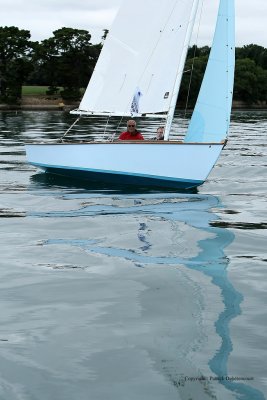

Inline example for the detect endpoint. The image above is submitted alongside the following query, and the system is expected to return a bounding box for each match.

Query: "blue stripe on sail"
[30,162,203,188]
[184,0,235,143]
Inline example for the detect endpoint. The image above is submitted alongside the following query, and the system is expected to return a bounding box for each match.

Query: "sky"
[0,0,266,48]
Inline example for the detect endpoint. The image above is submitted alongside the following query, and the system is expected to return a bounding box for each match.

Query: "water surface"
[0,110,266,400]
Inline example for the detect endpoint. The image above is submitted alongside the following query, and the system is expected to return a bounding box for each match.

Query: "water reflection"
[181,200,264,400]
[27,176,265,399]
[30,172,198,195]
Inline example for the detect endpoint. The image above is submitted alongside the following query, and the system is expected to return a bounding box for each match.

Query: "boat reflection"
[176,196,264,400]
[28,175,264,399]
[30,172,199,195]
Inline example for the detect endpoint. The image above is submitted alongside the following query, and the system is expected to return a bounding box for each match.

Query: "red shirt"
[119,131,144,140]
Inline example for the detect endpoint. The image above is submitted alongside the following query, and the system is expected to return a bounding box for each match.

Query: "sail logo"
[130,88,142,114]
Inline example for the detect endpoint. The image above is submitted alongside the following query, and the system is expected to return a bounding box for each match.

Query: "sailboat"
[25,0,235,189]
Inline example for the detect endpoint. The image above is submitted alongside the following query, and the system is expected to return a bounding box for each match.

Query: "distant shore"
[0,95,79,112]
[0,96,266,112]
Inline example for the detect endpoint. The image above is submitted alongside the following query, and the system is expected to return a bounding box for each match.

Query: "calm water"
[0,110,266,400]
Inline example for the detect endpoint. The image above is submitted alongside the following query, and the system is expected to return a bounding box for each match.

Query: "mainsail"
[185,0,235,143]
[77,0,199,116]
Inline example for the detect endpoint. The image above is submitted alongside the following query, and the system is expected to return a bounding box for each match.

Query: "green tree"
[34,27,101,100]
[0,26,34,103]
[234,58,267,103]
[179,44,267,107]
[236,44,267,69]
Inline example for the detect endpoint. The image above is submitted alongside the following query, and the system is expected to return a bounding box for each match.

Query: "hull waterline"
[33,164,203,189]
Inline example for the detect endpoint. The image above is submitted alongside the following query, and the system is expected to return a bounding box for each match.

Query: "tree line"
[178,44,267,106]
[0,26,267,105]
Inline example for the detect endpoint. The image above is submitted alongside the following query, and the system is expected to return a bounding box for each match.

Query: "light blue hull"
[26,142,224,189]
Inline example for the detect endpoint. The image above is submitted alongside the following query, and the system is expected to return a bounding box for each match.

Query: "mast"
[164,0,200,140]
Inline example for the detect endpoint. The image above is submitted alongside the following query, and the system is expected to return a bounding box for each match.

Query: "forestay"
[185,0,235,143]
[77,0,198,117]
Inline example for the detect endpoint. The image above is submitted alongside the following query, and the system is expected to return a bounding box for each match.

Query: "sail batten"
[78,0,198,116]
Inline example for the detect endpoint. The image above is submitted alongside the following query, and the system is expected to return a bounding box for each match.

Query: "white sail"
[77,0,199,116]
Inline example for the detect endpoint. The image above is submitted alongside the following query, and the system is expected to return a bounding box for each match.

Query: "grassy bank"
[22,86,84,96]
[22,86,51,96]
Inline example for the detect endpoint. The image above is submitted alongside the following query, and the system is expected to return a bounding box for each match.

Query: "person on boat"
[119,120,144,140]
[153,126,164,140]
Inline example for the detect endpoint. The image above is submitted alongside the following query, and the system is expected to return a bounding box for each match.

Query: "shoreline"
[0,104,77,112]
[0,95,79,112]
[0,99,266,112]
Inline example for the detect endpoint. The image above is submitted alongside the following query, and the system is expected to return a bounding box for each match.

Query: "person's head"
[127,120,137,135]
[156,126,164,140]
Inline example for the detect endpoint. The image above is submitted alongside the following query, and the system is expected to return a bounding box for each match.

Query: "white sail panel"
[185,0,235,143]
[79,0,198,115]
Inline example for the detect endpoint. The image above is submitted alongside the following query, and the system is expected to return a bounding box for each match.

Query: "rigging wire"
[60,116,81,142]
[184,0,204,118]
[108,115,124,142]
[103,115,111,140]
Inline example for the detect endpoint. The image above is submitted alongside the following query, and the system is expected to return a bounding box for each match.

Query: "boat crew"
[153,126,164,140]
[119,120,144,140]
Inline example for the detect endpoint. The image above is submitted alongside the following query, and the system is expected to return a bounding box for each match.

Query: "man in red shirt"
[119,120,144,140]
